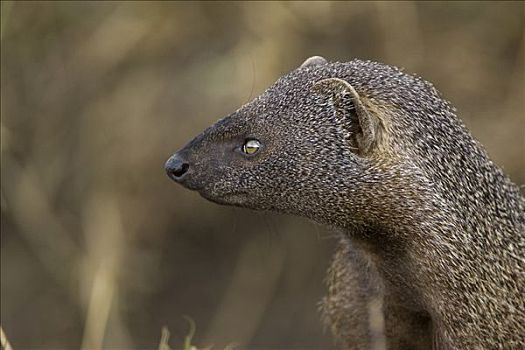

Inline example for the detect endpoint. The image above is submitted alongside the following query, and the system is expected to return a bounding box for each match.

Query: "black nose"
[165,154,190,182]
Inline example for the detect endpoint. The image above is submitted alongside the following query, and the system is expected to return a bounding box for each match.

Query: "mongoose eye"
[242,139,261,155]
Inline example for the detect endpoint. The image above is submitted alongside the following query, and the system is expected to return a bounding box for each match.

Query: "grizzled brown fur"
[165,56,525,349]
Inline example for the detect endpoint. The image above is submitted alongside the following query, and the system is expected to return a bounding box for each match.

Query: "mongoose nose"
[165,154,190,182]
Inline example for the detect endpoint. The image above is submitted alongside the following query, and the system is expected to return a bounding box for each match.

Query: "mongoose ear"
[313,78,385,156]
[300,56,328,68]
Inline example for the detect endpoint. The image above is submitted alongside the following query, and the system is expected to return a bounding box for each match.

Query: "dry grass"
[1,326,13,350]
[158,321,237,350]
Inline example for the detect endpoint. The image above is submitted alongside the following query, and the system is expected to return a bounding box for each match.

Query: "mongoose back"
[165,56,525,349]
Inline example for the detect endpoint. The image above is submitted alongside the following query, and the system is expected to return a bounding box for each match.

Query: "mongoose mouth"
[198,190,249,207]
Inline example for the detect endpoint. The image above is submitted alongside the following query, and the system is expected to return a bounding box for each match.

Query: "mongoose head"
[166,56,411,227]
[167,57,525,349]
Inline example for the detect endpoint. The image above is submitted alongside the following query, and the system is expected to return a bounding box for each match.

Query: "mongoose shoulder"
[166,56,525,349]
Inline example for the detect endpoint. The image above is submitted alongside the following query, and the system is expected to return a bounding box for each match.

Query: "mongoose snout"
[165,153,190,182]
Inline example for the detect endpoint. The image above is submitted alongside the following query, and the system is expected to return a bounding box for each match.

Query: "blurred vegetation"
[1,1,523,349]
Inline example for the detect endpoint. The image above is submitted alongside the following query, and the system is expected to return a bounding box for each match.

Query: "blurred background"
[1,1,523,349]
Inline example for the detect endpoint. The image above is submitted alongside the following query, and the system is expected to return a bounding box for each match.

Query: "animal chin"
[199,190,249,207]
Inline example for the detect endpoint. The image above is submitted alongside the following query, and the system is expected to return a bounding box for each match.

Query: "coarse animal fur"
[165,56,525,349]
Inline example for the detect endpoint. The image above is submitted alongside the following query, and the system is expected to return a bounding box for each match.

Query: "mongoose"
[165,56,525,349]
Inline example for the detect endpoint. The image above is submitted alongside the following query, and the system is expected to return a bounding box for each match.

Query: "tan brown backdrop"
[1,2,523,349]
